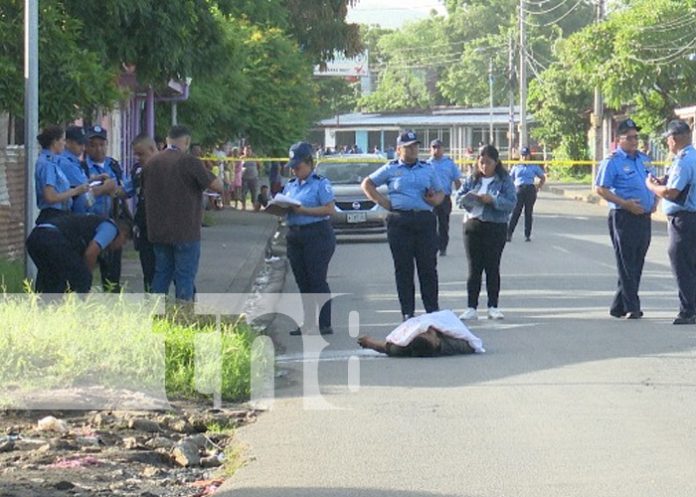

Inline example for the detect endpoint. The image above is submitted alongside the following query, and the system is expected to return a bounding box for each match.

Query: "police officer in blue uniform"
[82,125,128,292]
[646,119,696,324]
[507,146,546,242]
[595,119,656,320]
[26,214,132,293]
[282,142,337,336]
[34,125,89,224]
[428,139,462,256]
[57,126,115,215]
[362,130,445,321]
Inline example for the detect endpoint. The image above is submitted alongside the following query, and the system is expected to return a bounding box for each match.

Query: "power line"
[524,0,588,28]
[523,0,572,16]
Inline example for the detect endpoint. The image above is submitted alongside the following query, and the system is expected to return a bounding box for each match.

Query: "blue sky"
[347,0,447,29]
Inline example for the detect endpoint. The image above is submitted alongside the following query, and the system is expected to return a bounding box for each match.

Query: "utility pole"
[488,56,494,145]
[508,32,516,160]
[592,0,606,180]
[519,0,528,149]
[24,0,39,281]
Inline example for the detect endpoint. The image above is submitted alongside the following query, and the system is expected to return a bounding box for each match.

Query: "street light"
[488,57,494,145]
[476,47,495,146]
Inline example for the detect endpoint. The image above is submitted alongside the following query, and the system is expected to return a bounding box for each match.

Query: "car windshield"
[316,161,384,185]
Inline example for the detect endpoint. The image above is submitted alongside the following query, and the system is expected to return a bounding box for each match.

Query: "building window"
[335,131,356,151]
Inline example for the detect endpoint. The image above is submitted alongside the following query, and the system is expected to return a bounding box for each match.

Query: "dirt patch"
[0,403,256,497]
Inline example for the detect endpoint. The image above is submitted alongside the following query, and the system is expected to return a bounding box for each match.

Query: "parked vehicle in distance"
[315,154,388,235]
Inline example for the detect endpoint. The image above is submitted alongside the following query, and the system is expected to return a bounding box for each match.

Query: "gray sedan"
[315,155,389,236]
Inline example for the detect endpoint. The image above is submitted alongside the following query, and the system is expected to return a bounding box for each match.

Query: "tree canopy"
[0,1,361,146]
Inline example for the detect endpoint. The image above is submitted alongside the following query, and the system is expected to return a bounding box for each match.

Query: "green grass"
[546,165,593,184]
[0,294,257,406]
[0,258,27,293]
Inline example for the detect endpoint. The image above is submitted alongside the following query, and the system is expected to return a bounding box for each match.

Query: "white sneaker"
[487,307,504,320]
[459,308,478,320]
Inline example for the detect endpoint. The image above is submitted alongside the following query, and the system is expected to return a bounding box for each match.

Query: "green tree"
[528,64,592,160]
[560,0,696,137]
[0,0,119,124]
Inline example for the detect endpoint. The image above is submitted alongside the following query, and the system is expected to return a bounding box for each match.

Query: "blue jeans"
[152,241,201,301]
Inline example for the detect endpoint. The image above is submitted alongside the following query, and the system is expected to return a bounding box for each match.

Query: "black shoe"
[439,250,447,257]
[525,236,531,242]
[626,311,643,319]
[610,310,626,318]
[403,314,414,322]
[289,327,302,336]
[319,326,334,335]
[673,315,696,325]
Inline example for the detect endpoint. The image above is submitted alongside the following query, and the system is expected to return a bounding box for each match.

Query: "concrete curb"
[224,217,281,294]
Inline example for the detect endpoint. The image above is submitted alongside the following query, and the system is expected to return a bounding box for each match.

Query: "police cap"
[616,119,641,135]
[662,119,691,138]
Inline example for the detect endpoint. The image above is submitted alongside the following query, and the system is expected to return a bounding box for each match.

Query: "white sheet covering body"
[385,310,485,353]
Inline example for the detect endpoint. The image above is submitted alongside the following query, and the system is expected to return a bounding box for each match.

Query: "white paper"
[459,191,481,212]
[268,193,302,208]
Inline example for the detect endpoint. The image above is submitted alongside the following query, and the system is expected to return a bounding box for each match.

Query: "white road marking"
[276,348,385,364]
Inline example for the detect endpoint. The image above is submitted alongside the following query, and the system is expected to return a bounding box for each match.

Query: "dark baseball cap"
[662,119,691,138]
[397,130,420,147]
[86,125,107,140]
[520,146,531,156]
[287,142,313,169]
[65,125,86,145]
[617,119,641,135]
[430,139,443,148]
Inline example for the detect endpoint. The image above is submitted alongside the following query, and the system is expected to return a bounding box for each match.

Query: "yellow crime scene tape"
[202,156,670,168]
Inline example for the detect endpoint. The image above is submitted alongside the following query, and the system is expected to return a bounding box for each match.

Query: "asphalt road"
[219,192,696,497]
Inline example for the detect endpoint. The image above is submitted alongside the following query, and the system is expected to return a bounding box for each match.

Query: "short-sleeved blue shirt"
[510,163,545,187]
[283,173,335,226]
[427,156,461,195]
[369,159,444,211]
[595,148,655,212]
[663,145,696,215]
[57,150,90,213]
[83,156,119,218]
[35,149,72,211]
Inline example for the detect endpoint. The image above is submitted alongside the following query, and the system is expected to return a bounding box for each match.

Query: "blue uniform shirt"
[510,163,545,187]
[663,145,696,215]
[283,173,335,226]
[595,148,655,212]
[57,150,89,213]
[83,156,119,218]
[369,159,444,211]
[35,149,72,211]
[427,155,461,195]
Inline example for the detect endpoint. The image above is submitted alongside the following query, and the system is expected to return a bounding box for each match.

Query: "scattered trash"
[37,416,69,434]
[49,455,101,469]
[189,479,225,497]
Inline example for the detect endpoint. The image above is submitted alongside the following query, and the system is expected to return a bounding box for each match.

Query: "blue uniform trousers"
[508,184,537,239]
[286,220,336,330]
[387,210,439,317]
[26,227,92,293]
[608,210,651,316]
[433,195,452,253]
[667,211,696,318]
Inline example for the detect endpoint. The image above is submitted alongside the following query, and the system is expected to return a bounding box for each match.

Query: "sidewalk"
[120,208,279,294]
[545,182,668,222]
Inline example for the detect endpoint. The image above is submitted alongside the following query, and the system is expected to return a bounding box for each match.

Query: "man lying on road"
[358,310,485,357]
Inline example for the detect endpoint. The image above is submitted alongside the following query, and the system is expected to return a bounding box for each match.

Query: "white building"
[314,106,534,159]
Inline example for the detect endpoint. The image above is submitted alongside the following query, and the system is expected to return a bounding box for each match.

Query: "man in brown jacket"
[144,125,223,301]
